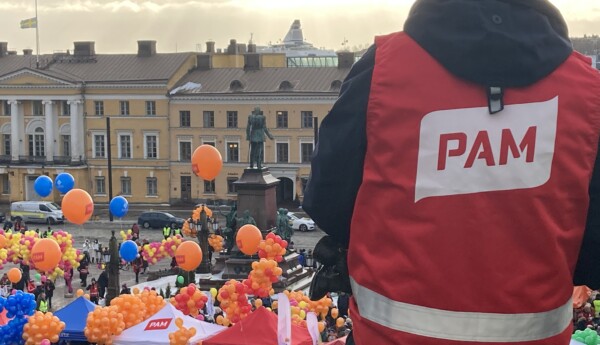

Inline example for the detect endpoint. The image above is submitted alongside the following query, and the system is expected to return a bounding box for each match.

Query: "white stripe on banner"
[278,293,292,345]
[307,312,320,345]
[350,277,572,342]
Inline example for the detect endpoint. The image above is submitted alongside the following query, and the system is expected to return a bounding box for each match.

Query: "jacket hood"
[404,0,573,87]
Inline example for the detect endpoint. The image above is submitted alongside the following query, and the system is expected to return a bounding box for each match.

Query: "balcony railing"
[18,155,46,164]
[53,156,71,165]
[0,155,10,164]
[9,156,87,166]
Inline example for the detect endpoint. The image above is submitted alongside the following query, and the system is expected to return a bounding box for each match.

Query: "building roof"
[0,53,192,84]
[173,67,350,95]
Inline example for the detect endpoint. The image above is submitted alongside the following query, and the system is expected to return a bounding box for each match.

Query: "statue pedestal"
[234,168,279,231]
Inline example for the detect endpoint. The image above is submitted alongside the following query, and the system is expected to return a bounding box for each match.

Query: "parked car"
[10,201,64,225]
[137,211,185,229]
[286,212,316,232]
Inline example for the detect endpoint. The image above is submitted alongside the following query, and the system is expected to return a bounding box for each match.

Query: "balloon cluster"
[243,259,281,298]
[170,284,208,318]
[120,229,134,242]
[572,328,600,345]
[0,291,37,345]
[181,221,196,237]
[217,280,252,325]
[110,294,147,329]
[275,290,333,326]
[192,205,212,221]
[84,306,125,345]
[140,235,184,266]
[168,318,196,345]
[208,234,224,252]
[22,311,65,345]
[52,230,82,274]
[258,233,288,262]
[136,289,166,320]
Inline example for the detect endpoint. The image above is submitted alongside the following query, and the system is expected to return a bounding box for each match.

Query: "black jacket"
[303,0,600,287]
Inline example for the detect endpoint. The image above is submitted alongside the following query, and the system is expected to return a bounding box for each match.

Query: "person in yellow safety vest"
[593,295,600,321]
[37,291,48,313]
[173,227,181,236]
[163,226,171,240]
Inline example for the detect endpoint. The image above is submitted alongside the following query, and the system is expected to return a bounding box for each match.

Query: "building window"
[180,111,191,127]
[32,101,43,116]
[146,177,158,196]
[119,134,132,159]
[203,141,215,147]
[276,111,288,128]
[120,101,130,116]
[28,128,45,157]
[145,134,158,159]
[121,177,132,195]
[61,101,70,116]
[276,142,289,163]
[301,143,314,163]
[93,134,106,158]
[3,134,10,156]
[1,175,9,194]
[227,177,237,194]
[203,111,214,128]
[62,135,70,157]
[301,111,313,128]
[95,177,106,195]
[204,179,216,193]
[227,142,239,162]
[227,111,238,128]
[94,101,104,116]
[2,101,10,116]
[146,101,156,116]
[179,141,191,161]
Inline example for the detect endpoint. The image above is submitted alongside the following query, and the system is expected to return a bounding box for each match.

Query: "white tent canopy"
[113,303,225,345]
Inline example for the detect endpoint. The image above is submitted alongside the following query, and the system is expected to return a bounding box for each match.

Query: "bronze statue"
[219,204,237,254]
[276,208,293,243]
[236,210,257,228]
[246,106,273,169]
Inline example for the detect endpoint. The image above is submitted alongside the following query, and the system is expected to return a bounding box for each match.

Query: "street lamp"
[106,230,120,306]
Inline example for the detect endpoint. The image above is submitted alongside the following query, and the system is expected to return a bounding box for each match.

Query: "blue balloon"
[34,175,53,197]
[119,240,138,262]
[55,172,75,194]
[109,196,129,218]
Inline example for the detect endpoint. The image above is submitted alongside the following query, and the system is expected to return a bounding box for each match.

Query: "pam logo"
[176,255,185,264]
[85,203,93,216]
[32,252,44,262]
[145,318,172,331]
[415,97,558,202]
[192,164,200,176]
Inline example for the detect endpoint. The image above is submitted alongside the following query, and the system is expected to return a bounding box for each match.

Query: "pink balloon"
[41,275,47,283]
[41,340,50,345]
[196,314,205,321]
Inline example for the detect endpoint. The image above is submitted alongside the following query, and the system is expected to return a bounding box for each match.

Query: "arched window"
[229,80,244,92]
[278,80,294,91]
[28,127,45,157]
[330,80,342,91]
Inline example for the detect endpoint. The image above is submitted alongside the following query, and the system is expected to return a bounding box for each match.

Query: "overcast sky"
[0,0,599,54]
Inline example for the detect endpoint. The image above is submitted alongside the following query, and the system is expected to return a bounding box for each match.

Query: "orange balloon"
[236,225,262,255]
[62,189,94,225]
[175,241,202,271]
[7,267,21,283]
[192,145,222,180]
[31,238,62,272]
[0,234,6,249]
[192,205,213,221]
[331,307,339,319]
[318,321,325,333]
[336,317,345,328]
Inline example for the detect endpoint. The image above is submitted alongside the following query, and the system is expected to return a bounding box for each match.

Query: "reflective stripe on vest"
[350,278,572,342]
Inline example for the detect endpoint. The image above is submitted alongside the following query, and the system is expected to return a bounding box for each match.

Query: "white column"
[8,100,21,161]
[68,100,83,162]
[43,101,55,162]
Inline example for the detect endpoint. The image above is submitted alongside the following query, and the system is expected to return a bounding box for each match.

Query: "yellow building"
[0,39,353,207]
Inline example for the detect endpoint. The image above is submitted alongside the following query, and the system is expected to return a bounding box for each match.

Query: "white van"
[10,201,64,225]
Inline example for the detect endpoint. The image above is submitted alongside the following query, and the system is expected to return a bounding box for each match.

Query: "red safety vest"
[348,32,600,345]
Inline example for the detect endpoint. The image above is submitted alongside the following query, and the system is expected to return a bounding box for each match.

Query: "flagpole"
[35,0,39,68]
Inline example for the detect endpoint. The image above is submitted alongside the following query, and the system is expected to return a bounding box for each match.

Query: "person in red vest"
[303,1,600,344]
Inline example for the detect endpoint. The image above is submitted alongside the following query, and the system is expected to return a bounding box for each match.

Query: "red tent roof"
[203,307,313,345]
